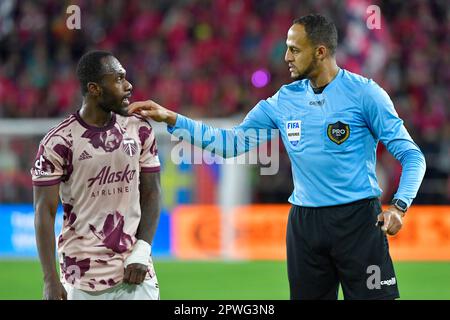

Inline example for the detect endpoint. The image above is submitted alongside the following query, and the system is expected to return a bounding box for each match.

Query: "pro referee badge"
[327,121,350,145]
[286,120,301,146]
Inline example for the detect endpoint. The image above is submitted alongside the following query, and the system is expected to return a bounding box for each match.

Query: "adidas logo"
[78,150,92,161]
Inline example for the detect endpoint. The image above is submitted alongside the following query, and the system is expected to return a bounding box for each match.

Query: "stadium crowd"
[0,0,448,204]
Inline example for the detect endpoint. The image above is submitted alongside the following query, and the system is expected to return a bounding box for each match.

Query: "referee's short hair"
[293,14,338,56]
[76,50,114,95]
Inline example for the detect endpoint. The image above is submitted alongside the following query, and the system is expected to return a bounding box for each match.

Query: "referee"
[129,14,426,300]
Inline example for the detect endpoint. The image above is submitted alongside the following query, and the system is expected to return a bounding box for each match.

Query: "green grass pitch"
[0,260,449,300]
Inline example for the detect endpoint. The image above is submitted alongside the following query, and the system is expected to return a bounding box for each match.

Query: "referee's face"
[285,24,318,81]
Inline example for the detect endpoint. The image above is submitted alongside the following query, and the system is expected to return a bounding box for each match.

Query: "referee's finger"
[387,215,403,235]
[127,101,147,114]
[382,212,391,233]
[375,213,384,227]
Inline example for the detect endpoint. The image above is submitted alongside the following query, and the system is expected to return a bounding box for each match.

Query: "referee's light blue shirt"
[168,69,426,208]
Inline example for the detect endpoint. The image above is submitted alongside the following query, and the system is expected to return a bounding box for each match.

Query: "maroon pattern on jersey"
[150,139,158,155]
[53,143,74,182]
[60,255,91,285]
[90,211,133,254]
[139,126,158,155]
[81,127,123,152]
[138,126,151,146]
[63,203,77,229]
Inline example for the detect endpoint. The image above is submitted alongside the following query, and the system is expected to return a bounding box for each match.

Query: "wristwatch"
[391,198,408,213]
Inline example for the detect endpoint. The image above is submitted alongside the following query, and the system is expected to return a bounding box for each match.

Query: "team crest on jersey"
[327,121,350,145]
[286,120,301,146]
[122,137,138,157]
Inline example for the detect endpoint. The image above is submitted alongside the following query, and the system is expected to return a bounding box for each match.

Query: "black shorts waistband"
[292,197,379,210]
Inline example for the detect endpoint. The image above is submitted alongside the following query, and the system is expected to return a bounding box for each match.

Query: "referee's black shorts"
[286,198,400,300]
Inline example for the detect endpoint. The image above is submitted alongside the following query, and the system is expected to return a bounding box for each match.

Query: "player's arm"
[363,81,426,235]
[136,171,161,246]
[34,184,67,300]
[128,98,277,158]
[123,172,161,285]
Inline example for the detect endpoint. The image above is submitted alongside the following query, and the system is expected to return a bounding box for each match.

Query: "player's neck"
[309,61,339,88]
[79,100,113,128]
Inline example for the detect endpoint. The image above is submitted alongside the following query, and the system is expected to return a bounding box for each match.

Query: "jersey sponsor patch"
[286,120,301,146]
[327,121,350,145]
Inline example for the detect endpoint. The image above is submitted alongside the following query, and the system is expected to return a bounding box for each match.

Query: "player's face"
[97,57,133,116]
[285,24,318,81]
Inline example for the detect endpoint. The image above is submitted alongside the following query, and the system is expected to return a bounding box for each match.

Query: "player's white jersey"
[31,111,160,291]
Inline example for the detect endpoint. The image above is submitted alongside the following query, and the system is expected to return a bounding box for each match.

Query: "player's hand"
[43,279,67,300]
[128,100,177,125]
[376,205,405,236]
[123,263,147,285]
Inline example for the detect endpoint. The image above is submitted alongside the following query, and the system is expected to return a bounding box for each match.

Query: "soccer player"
[129,14,426,300]
[32,51,161,300]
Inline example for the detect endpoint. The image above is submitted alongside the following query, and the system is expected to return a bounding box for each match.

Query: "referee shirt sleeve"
[167,92,279,158]
[362,80,426,207]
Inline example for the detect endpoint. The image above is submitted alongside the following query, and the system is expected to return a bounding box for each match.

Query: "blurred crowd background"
[0,0,449,204]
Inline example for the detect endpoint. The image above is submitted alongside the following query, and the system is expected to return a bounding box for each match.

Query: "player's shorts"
[286,197,399,300]
[63,277,159,300]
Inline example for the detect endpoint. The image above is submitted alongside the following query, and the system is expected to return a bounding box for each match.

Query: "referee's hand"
[128,100,177,126]
[376,206,405,236]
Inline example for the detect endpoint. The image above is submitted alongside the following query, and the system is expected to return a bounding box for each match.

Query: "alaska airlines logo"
[87,165,136,187]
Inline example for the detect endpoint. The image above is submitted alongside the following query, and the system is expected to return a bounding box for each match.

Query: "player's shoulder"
[280,79,309,95]
[119,113,153,128]
[339,69,379,91]
[40,113,77,146]
[340,70,391,106]
[117,114,156,145]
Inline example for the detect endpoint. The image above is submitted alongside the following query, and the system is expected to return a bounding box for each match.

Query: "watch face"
[394,199,407,211]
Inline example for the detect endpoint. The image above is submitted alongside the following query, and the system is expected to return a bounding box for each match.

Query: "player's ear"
[315,45,327,61]
[87,82,102,96]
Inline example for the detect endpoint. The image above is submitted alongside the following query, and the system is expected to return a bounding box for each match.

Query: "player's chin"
[122,97,130,107]
[115,102,130,116]
[289,71,300,79]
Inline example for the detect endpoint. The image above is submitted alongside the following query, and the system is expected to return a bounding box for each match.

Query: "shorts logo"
[286,120,301,146]
[327,121,350,145]
[122,138,137,157]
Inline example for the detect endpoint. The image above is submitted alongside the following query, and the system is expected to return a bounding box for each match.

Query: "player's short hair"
[76,50,114,95]
[293,14,338,56]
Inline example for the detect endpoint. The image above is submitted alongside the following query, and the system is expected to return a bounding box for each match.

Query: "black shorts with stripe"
[286,198,400,300]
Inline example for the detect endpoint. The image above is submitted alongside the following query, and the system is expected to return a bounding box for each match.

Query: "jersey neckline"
[307,67,342,95]
[75,110,117,132]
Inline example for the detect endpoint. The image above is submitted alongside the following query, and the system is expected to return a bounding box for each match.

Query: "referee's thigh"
[329,199,399,300]
[286,205,339,300]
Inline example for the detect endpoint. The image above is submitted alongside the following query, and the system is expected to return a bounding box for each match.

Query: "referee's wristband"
[124,239,151,267]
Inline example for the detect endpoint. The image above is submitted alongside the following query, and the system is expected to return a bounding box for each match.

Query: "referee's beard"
[293,56,318,82]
